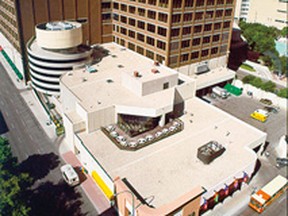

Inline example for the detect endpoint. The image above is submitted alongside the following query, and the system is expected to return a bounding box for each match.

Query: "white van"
[60,164,80,186]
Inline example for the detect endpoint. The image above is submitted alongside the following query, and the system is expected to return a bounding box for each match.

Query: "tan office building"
[1,0,236,83]
[246,0,288,30]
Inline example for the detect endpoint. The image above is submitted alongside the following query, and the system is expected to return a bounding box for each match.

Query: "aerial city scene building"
[0,0,287,216]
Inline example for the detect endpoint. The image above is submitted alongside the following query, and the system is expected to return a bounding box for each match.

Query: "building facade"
[0,0,113,81]
[1,0,237,83]
[246,0,288,29]
[27,21,92,95]
[112,0,236,68]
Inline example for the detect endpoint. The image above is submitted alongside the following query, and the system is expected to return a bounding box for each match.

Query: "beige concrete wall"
[60,81,78,112]
[76,103,89,131]
[35,22,83,49]
[247,0,287,29]
[63,114,75,150]
[87,106,115,133]
[142,74,178,96]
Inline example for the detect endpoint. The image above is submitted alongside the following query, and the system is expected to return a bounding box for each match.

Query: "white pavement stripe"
[11,123,15,129]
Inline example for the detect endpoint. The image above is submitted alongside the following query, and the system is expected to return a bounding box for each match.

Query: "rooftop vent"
[106,79,114,83]
[195,63,210,75]
[133,71,141,78]
[151,68,159,74]
[197,141,225,164]
[82,77,87,82]
[111,55,117,58]
[154,61,160,66]
[118,65,124,68]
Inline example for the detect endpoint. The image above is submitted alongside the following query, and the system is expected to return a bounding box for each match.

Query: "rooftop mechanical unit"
[197,141,226,164]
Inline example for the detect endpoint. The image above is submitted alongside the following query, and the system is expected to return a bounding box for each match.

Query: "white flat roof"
[77,97,266,207]
[61,43,183,113]
[194,67,235,90]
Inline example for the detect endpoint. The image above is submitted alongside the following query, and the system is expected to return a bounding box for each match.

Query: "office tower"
[112,0,235,69]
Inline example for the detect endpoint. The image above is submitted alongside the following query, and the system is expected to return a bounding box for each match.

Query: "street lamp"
[112,190,136,216]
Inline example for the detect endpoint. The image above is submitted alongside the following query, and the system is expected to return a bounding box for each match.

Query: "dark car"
[276,157,288,167]
[264,106,279,114]
[260,98,272,105]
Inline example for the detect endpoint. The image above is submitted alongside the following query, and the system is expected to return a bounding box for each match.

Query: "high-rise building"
[0,0,112,81]
[112,0,235,69]
[0,0,236,85]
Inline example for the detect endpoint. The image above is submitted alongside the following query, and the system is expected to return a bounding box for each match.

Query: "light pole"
[112,190,136,216]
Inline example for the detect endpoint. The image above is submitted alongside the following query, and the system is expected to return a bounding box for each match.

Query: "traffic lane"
[212,95,286,147]
[0,63,99,215]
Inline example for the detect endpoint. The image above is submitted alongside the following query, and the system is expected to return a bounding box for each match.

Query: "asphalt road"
[212,95,286,148]
[0,63,99,216]
[209,94,287,216]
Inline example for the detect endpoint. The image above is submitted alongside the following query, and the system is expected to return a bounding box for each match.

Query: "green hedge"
[242,75,288,98]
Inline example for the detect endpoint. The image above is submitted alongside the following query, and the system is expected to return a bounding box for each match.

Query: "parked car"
[260,98,272,105]
[276,157,288,166]
[119,140,128,146]
[60,164,80,186]
[264,106,279,114]
[173,121,181,128]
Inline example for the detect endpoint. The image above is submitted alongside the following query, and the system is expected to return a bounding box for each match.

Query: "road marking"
[5,111,9,117]
[15,109,19,114]
[11,123,15,129]
[278,195,286,203]
[29,134,33,140]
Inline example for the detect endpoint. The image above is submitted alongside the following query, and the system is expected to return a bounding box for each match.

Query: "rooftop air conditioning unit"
[195,63,210,75]
[151,68,159,74]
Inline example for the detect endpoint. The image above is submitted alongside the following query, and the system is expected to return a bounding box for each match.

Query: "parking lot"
[207,94,287,149]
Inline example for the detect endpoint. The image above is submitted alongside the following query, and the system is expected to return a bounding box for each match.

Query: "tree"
[277,88,288,99]
[280,26,288,37]
[261,81,276,93]
[0,137,32,216]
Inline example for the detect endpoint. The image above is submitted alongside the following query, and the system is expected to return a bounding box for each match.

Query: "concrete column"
[159,114,165,127]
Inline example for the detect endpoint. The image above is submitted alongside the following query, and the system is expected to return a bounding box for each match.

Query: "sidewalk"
[1,56,112,214]
[0,55,56,140]
[60,146,111,214]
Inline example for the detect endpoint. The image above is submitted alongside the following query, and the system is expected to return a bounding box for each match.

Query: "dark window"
[163,82,169,89]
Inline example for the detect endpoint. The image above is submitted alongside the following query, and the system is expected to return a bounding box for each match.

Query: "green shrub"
[277,88,288,99]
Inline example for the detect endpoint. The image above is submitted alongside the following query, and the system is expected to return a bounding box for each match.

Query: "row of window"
[0,18,18,40]
[172,9,233,23]
[172,0,234,9]
[171,21,231,37]
[113,36,166,63]
[113,16,168,37]
[170,33,229,50]
[113,25,167,50]
[169,45,227,64]
[119,0,169,8]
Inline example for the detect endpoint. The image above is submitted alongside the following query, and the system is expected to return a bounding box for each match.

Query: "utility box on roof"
[197,141,226,164]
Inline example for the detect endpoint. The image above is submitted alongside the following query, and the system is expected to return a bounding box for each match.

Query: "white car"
[145,135,154,142]
[110,131,118,138]
[138,138,146,145]
[60,164,80,186]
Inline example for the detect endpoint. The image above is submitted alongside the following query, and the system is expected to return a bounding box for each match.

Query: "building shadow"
[0,111,9,135]
[100,207,118,216]
[250,159,262,181]
[24,180,88,216]
[18,152,60,183]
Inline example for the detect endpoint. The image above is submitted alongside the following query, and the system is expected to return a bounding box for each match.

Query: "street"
[0,63,99,216]
[206,94,287,216]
